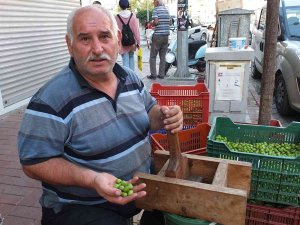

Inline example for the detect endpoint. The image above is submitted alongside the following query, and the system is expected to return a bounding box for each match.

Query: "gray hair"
[66,5,119,43]
[156,0,164,5]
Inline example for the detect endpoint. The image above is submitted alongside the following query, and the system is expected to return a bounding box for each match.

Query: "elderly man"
[147,0,170,80]
[18,5,182,225]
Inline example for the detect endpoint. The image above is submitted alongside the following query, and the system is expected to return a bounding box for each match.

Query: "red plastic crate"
[150,123,211,155]
[150,83,209,125]
[269,119,282,127]
[246,204,300,225]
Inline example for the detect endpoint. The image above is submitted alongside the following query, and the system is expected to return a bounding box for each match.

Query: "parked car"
[251,0,300,115]
[148,25,208,46]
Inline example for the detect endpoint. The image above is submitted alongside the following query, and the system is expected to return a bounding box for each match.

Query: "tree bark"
[258,0,280,125]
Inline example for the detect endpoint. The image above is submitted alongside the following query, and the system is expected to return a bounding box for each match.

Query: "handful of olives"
[113,178,134,197]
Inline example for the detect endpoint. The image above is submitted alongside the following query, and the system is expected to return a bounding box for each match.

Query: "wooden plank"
[153,150,252,190]
[153,150,169,174]
[135,172,247,225]
[157,159,169,177]
[212,161,228,187]
[227,163,252,195]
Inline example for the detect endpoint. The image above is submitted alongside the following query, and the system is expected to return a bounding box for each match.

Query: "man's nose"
[92,39,104,54]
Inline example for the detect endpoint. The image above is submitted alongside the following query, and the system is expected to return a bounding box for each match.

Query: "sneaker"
[147,75,157,80]
[157,75,164,79]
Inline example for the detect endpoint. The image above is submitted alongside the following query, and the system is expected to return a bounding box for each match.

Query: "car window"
[258,8,267,31]
[285,6,300,37]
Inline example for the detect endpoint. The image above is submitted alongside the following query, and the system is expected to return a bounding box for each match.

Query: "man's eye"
[80,37,90,42]
[100,34,110,40]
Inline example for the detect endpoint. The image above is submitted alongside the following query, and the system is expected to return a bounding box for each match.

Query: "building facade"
[0,0,80,115]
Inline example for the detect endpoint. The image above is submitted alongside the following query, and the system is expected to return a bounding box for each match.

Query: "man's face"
[66,7,121,78]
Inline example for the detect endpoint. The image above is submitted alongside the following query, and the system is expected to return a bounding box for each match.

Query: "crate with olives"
[207,117,300,206]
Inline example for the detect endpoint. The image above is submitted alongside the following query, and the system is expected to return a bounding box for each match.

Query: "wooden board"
[135,150,252,225]
[153,150,251,194]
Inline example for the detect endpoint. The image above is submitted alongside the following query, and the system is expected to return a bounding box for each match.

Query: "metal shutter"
[0,0,80,107]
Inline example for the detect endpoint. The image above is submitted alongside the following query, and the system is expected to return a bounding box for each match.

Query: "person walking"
[115,0,140,71]
[147,0,170,79]
[17,5,182,225]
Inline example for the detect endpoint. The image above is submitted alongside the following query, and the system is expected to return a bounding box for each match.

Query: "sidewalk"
[0,41,297,225]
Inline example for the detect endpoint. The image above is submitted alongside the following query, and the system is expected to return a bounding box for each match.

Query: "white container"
[229,37,247,50]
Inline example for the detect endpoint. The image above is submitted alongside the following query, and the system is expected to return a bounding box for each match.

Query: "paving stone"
[10,205,41,220]
[0,193,23,205]
[1,215,35,225]
[0,184,35,196]
[0,203,16,217]
[19,188,42,207]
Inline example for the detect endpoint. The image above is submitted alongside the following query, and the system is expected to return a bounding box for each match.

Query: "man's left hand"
[160,105,183,133]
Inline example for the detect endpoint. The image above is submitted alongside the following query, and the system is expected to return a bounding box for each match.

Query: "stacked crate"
[207,116,300,224]
[149,83,210,155]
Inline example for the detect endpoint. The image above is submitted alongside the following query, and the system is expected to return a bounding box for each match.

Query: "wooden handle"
[165,131,188,179]
[167,131,182,161]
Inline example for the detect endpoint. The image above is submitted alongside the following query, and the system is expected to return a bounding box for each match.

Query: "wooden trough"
[135,133,252,225]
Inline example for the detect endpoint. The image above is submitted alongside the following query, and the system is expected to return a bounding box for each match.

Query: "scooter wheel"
[165,62,172,75]
[196,61,206,73]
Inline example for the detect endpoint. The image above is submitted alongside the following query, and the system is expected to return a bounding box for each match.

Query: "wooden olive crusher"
[135,132,252,225]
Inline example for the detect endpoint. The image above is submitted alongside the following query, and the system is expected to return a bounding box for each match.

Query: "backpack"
[117,13,136,46]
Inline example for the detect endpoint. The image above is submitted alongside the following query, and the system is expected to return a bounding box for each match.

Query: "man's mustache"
[87,53,111,61]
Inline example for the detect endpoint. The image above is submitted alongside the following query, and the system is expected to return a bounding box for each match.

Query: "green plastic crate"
[164,212,218,225]
[207,117,300,206]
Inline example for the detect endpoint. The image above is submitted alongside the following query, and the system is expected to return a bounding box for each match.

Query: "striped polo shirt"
[18,59,156,214]
[152,5,170,36]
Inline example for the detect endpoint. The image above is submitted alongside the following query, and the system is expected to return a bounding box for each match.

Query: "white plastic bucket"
[229,37,247,50]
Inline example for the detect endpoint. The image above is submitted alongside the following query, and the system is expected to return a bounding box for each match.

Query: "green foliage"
[136,9,153,23]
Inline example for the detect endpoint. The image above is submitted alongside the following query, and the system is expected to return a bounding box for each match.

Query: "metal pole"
[147,0,149,22]
[173,30,190,78]
[172,0,191,78]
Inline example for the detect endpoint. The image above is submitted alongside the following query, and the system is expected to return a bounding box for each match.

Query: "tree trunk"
[258,0,280,125]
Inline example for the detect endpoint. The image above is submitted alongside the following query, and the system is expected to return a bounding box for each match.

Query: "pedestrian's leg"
[41,205,128,225]
[128,51,135,71]
[158,36,169,78]
[149,36,160,78]
[122,52,130,69]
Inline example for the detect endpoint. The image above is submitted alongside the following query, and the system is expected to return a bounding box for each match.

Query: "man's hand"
[160,105,183,133]
[92,173,146,205]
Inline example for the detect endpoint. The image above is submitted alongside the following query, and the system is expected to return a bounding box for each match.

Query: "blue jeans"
[122,52,135,71]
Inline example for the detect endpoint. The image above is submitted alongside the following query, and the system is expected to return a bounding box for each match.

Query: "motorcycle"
[165,27,207,75]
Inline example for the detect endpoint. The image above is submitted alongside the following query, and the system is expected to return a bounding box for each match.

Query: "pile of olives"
[113,178,134,197]
[215,135,300,157]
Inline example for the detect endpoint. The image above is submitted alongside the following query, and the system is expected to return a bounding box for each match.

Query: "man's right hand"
[92,173,147,205]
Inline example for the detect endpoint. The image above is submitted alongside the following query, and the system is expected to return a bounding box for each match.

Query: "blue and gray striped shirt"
[18,59,156,214]
[152,5,170,36]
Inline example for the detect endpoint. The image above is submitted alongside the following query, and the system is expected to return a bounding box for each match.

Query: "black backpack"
[117,13,136,46]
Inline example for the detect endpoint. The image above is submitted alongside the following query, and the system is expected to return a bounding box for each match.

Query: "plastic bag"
[137,47,143,71]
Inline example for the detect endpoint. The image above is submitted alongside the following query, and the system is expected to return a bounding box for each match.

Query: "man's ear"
[117,30,122,47]
[65,35,73,57]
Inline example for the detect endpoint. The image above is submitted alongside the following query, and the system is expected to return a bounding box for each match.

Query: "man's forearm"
[22,157,98,189]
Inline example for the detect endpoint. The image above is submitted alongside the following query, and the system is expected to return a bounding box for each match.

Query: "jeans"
[122,51,135,71]
[149,35,169,77]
